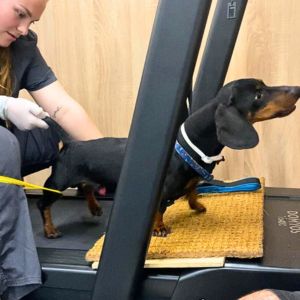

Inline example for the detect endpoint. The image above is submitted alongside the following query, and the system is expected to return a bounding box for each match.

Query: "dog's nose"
[290,86,300,98]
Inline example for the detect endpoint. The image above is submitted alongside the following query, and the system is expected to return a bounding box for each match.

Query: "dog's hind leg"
[81,183,103,216]
[37,167,69,238]
[37,186,63,239]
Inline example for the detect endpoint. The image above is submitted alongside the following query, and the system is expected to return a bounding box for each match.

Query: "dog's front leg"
[186,180,206,213]
[188,192,206,212]
[152,211,170,237]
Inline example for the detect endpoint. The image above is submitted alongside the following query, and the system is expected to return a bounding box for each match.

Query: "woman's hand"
[0,96,49,130]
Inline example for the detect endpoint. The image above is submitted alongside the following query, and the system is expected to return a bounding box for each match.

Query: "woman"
[0,0,102,299]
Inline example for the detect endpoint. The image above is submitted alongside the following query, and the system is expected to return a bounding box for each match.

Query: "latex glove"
[0,96,49,130]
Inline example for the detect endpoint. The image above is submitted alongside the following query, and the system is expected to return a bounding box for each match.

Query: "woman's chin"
[0,41,13,47]
[0,36,14,47]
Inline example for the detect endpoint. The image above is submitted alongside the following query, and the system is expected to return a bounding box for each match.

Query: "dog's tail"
[43,116,73,144]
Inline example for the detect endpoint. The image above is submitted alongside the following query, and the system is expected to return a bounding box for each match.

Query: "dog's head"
[215,78,300,149]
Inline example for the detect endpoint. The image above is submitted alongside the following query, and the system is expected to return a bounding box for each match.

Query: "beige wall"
[26,0,300,188]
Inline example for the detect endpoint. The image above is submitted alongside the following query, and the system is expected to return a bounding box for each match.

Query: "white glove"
[0,96,49,130]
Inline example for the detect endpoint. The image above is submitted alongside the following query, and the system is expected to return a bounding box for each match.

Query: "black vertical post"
[191,0,248,111]
[91,1,212,299]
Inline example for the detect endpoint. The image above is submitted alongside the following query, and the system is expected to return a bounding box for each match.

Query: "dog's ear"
[215,102,259,149]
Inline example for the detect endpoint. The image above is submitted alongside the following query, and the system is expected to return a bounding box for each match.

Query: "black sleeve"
[22,32,57,91]
[23,46,57,91]
[11,30,57,95]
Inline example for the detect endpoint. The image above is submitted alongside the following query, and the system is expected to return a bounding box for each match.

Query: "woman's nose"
[17,21,30,36]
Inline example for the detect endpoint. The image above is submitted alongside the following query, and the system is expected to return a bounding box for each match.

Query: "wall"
[26,0,300,188]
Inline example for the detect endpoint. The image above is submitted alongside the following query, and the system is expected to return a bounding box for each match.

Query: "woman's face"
[0,0,47,47]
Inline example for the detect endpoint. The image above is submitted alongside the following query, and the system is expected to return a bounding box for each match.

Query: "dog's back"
[57,137,126,190]
[42,117,126,191]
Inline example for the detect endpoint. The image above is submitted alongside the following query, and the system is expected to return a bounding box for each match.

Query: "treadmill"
[24,1,300,299]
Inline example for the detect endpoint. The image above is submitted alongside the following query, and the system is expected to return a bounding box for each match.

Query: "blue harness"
[174,140,213,181]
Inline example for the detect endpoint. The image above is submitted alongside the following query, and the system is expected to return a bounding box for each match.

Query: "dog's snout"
[290,87,300,99]
[278,86,300,99]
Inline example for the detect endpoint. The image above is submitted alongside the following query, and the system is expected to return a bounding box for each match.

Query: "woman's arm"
[30,81,103,140]
[239,289,300,300]
[238,290,280,300]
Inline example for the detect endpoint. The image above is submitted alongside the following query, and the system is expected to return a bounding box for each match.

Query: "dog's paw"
[90,205,103,217]
[152,226,171,237]
[189,201,206,213]
[44,227,62,239]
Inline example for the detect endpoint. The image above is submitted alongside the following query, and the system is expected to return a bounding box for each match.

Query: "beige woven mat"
[86,180,264,267]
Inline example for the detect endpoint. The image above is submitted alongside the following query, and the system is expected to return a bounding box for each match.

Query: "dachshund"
[38,78,300,238]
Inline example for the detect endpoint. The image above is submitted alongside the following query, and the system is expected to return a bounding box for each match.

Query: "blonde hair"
[0,47,12,96]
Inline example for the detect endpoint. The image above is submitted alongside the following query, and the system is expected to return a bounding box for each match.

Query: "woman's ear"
[215,102,259,149]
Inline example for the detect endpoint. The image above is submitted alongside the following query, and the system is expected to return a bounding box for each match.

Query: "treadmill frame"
[25,1,300,299]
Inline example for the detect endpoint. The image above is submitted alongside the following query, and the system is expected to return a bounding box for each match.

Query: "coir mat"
[86,179,264,269]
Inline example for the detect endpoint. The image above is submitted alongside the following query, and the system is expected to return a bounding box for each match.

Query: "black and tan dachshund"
[38,78,300,238]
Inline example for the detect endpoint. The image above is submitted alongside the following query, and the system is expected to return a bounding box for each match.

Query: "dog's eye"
[255,89,263,100]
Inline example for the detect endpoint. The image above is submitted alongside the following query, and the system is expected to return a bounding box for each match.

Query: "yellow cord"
[0,176,62,194]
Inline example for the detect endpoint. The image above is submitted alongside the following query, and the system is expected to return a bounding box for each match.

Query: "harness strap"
[180,123,224,164]
[175,141,213,181]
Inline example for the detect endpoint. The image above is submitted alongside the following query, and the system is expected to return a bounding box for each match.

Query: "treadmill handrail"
[191,0,248,111]
[91,1,212,299]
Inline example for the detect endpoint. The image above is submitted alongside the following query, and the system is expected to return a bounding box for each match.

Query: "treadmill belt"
[27,188,300,269]
[37,248,89,266]
[28,197,112,251]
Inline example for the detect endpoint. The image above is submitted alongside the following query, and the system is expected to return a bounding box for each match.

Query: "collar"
[175,141,213,181]
[180,123,224,164]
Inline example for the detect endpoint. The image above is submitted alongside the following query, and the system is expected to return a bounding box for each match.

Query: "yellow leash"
[0,176,62,194]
